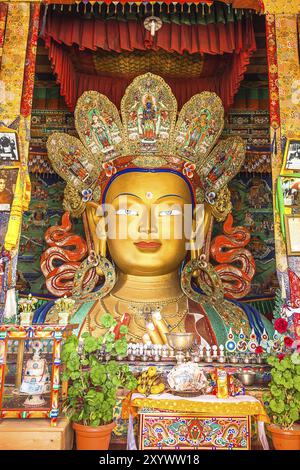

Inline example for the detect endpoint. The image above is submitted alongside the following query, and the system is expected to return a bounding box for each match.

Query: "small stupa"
[20,341,51,406]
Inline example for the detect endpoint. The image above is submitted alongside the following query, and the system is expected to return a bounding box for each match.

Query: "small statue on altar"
[19,341,51,407]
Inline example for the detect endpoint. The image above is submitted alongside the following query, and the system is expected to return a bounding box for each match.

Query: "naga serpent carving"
[41,212,98,297]
[210,213,255,299]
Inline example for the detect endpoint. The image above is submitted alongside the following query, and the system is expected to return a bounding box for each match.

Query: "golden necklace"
[110,291,185,311]
[88,296,187,341]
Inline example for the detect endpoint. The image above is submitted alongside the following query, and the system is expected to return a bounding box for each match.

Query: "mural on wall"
[17,174,84,296]
[213,173,277,298]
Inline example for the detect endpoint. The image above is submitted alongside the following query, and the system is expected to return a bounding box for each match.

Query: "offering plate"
[167,388,205,398]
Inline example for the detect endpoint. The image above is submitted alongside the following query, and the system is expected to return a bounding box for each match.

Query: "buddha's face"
[102,171,193,276]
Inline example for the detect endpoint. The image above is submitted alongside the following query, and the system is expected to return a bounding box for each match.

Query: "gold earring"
[181,254,224,305]
[72,251,116,301]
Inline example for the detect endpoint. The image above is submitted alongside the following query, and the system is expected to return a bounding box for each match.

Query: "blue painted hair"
[102,167,196,210]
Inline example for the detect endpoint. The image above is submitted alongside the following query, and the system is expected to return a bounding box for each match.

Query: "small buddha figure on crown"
[37,73,273,346]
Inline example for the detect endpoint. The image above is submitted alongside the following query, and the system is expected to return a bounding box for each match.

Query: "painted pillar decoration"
[264,0,300,352]
[0,1,40,321]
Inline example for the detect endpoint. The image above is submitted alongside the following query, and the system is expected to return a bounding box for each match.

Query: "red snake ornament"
[41,212,97,297]
[210,213,255,299]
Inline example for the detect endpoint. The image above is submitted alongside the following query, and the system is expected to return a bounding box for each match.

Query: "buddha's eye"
[159,209,181,216]
[115,208,139,216]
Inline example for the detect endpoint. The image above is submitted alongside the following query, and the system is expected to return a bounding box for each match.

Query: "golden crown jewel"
[47,73,245,215]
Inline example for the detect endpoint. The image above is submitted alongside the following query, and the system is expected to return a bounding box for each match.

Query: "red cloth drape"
[44,13,256,111]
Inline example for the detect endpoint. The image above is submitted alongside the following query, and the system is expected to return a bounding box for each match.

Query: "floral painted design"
[182,162,195,179]
[81,188,93,202]
[102,162,117,177]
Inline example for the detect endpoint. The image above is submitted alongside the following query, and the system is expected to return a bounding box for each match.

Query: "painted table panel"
[139,412,251,450]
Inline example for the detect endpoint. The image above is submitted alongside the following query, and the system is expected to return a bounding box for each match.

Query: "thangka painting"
[0,130,19,163]
[17,174,85,296]
[0,168,18,212]
[213,173,277,298]
[0,168,18,248]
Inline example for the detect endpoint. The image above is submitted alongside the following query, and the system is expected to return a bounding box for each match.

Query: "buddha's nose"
[138,206,158,237]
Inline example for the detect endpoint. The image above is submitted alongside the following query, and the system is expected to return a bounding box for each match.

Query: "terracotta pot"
[73,421,115,450]
[268,424,300,450]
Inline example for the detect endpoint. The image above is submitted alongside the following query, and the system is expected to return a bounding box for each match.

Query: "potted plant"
[61,313,137,450]
[264,351,300,450]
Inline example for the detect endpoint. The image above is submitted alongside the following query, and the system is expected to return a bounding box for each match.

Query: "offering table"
[123,393,270,451]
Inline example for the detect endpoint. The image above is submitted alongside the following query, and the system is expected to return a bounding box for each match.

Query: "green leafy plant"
[263,354,300,430]
[61,313,137,427]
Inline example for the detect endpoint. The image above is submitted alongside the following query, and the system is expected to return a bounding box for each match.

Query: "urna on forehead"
[102,168,194,205]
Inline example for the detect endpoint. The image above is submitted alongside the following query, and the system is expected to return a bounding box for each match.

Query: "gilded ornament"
[46,73,246,211]
[72,251,116,302]
[121,72,178,160]
[181,255,224,305]
[210,186,232,222]
[173,92,224,163]
[63,184,86,217]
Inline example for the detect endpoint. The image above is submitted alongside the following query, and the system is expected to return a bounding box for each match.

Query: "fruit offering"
[136,366,165,396]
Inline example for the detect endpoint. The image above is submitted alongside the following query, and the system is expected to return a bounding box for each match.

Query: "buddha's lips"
[134,241,162,250]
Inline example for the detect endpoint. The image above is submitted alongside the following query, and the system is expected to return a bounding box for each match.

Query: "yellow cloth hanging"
[122,393,270,423]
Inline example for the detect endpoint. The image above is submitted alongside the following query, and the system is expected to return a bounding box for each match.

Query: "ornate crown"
[47,73,245,217]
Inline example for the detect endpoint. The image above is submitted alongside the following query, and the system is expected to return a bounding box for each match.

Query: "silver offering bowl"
[237,371,256,386]
[166,332,194,363]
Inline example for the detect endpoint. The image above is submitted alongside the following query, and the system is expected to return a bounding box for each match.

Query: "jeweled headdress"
[47,73,245,219]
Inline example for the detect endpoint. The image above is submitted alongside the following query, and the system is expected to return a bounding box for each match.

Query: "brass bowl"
[166,332,194,351]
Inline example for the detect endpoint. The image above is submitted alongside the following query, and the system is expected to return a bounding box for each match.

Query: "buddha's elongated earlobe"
[190,205,211,260]
[85,201,108,276]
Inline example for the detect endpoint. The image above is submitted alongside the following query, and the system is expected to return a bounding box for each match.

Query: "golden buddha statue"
[38,73,273,346]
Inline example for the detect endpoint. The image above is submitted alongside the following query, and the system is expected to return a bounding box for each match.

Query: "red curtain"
[44,13,256,111]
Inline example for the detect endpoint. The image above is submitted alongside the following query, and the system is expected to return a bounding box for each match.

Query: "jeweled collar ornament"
[47,73,245,217]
